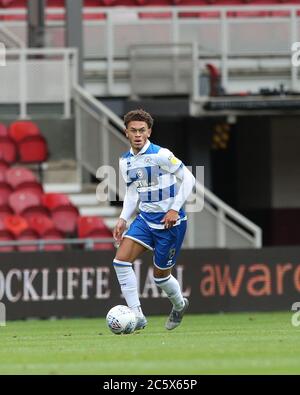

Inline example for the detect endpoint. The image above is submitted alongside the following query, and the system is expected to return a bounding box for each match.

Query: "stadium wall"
[1,248,300,320]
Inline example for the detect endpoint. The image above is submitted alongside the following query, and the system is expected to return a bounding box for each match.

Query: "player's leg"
[113,216,154,330]
[152,220,189,330]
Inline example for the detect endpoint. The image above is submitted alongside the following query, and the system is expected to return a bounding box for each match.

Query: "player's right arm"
[113,159,139,243]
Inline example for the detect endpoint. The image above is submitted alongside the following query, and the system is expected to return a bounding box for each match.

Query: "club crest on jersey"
[136,169,144,179]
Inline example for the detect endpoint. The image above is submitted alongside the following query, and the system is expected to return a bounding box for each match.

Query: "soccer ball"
[106,305,137,335]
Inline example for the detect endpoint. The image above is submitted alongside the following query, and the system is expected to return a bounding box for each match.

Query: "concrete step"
[79,206,121,217]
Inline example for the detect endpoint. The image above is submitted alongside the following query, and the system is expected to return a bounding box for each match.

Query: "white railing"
[73,83,262,248]
[0,47,78,118]
[1,5,300,96]
[0,24,25,48]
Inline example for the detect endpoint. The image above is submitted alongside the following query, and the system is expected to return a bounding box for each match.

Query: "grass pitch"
[0,311,299,375]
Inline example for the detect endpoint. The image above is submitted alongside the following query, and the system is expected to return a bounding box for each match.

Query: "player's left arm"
[158,149,195,228]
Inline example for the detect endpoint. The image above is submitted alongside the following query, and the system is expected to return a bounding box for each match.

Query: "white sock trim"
[113,259,132,266]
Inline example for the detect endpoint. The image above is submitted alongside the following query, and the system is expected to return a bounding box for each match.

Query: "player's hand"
[113,218,127,243]
[161,210,179,229]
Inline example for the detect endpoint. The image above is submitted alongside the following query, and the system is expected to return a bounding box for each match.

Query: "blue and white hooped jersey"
[120,140,187,229]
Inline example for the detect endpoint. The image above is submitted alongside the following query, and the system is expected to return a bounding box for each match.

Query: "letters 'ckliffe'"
[0,263,190,303]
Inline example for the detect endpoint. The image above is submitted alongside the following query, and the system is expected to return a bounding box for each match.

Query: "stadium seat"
[0,181,13,205]
[0,123,8,136]
[26,215,65,251]
[0,0,14,6]
[206,63,223,96]
[18,135,48,164]
[42,229,65,251]
[78,215,111,237]
[3,214,39,251]
[0,168,6,182]
[15,181,44,198]
[27,215,56,237]
[5,167,37,189]
[8,121,40,143]
[0,160,9,174]
[16,228,39,252]
[78,216,114,250]
[0,136,17,164]
[42,193,72,211]
[51,205,79,234]
[8,190,49,219]
[0,204,13,221]
[4,214,28,236]
[6,167,44,197]
[0,229,15,252]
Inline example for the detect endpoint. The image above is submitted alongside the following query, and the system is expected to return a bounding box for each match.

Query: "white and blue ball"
[106,305,136,335]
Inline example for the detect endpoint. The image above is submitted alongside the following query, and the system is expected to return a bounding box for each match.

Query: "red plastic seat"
[0,170,7,182]
[42,229,65,251]
[4,214,28,236]
[0,136,17,164]
[139,12,172,19]
[27,215,56,236]
[78,215,111,237]
[51,205,79,234]
[5,167,37,188]
[9,190,40,214]
[9,121,40,143]
[0,182,13,205]
[16,228,39,252]
[0,204,13,221]
[8,190,49,219]
[0,0,14,7]
[15,181,43,198]
[0,160,9,175]
[78,216,114,250]
[0,229,15,252]
[18,135,48,163]
[42,193,72,210]
[0,123,8,137]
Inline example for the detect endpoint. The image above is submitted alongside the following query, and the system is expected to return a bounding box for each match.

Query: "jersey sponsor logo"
[168,155,180,165]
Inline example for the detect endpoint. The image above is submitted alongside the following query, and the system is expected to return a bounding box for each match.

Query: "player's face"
[125,121,151,154]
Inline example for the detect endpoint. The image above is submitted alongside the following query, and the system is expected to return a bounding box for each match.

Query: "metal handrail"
[0,237,116,249]
[73,83,125,130]
[0,4,299,14]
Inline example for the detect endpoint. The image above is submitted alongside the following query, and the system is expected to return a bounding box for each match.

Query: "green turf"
[0,311,299,374]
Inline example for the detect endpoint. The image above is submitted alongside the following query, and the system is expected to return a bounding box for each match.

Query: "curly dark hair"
[123,109,154,129]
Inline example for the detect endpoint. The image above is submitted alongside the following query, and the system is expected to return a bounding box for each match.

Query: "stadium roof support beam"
[65,0,83,86]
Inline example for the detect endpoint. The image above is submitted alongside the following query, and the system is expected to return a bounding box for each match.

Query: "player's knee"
[153,267,171,279]
[114,253,131,263]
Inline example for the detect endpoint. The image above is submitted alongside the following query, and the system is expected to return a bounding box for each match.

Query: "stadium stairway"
[41,159,121,232]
